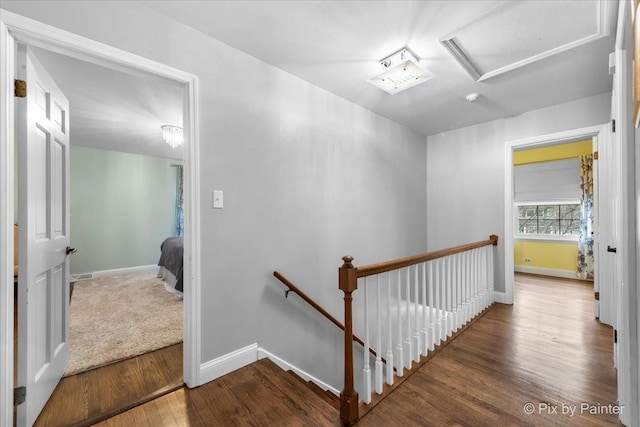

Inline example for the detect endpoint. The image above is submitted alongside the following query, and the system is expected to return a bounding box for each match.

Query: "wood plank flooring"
[359,274,618,426]
[95,357,340,427]
[33,343,183,427]
[93,273,618,426]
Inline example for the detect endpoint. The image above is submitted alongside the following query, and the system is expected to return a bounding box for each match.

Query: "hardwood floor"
[94,273,617,426]
[359,273,618,426]
[33,343,183,427]
[95,358,340,427]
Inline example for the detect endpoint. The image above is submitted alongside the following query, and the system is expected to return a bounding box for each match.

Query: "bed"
[157,236,183,297]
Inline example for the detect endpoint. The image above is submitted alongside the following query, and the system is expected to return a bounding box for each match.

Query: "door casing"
[0,10,202,426]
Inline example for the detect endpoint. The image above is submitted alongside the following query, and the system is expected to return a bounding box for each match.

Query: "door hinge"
[594,291,600,301]
[612,119,616,133]
[14,79,26,98]
[14,386,26,406]
[593,151,598,160]
[614,329,618,344]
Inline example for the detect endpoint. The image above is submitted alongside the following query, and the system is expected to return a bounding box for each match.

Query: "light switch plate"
[213,190,223,209]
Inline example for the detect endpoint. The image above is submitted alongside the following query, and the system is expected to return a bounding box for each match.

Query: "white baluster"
[460,252,469,325]
[405,267,412,368]
[443,256,449,338]
[450,254,456,330]
[363,278,371,403]
[464,250,470,324]
[471,250,476,318]
[413,265,420,362]
[487,246,491,306]
[470,249,476,318]
[489,244,494,303]
[453,253,462,331]
[457,253,463,330]
[421,262,428,357]
[375,275,383,394]
[395,269,404,376]
[481,246,488,309]
[474,248,480,315]
[477,248,482,314]
[428,261,435,351]
[441,258,447,342]
[434,258,441,345]
[446,256,453,337]
[450,256,456,335]
[385,272,394,385]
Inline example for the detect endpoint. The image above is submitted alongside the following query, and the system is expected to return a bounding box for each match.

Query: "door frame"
[0,10,202,425]
[503,124,608,304]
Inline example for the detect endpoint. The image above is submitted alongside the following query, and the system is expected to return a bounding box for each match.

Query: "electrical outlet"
[524,258,532,263]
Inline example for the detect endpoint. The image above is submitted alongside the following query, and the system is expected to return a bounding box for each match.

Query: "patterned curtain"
[576,155,594,279]
[175,165,184,236]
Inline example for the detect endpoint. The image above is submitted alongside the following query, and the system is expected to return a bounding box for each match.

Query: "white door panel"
[16,45,70,427]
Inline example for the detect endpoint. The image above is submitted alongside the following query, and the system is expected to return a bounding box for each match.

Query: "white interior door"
[16,45,71,427]
[597,101,618,329]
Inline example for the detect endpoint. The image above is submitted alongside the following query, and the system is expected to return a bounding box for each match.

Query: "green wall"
[70,147,178,275]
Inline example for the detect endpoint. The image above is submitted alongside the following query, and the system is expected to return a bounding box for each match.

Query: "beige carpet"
[64,271,183,377]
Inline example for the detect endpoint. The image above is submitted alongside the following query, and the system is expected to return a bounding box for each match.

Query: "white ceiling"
[29,0,617,159]
[144,0,617,137]
[31,47,184,160]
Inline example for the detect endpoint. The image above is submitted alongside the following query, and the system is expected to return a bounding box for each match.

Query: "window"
[517,204,580,236]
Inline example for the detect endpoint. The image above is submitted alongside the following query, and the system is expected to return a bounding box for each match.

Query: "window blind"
[514,158,580,203]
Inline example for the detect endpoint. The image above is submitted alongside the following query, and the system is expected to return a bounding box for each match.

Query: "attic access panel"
[441,0,610,81]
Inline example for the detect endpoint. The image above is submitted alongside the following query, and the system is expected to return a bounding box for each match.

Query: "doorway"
[0,11,202,426]
[503,124,610,305]
[511,138,598,309]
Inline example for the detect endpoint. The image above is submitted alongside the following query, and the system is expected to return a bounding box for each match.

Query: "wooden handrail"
[273,271,388,365]
[274,271,344,331]
[355,234,498,278]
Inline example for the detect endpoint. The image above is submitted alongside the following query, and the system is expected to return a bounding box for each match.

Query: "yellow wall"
[513,140,590,275]
[514,240,578,272]
[513,139,592,165]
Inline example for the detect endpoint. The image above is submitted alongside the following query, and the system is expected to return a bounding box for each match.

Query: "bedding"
[157,236,183,296]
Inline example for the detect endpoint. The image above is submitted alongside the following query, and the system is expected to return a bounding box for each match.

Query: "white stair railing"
[339,235,499,425]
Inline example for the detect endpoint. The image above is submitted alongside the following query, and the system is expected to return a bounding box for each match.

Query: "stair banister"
[338,235,499,425]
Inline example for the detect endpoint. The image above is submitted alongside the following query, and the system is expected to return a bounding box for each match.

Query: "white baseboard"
[514,265,578,280]
[257,347,339,396]
[196,344,339,396]
[86,264,158,279]
[199,343,258,385]
[493,291,509,304]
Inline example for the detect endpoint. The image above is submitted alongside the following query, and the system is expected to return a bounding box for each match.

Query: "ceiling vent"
[366,47,435,95]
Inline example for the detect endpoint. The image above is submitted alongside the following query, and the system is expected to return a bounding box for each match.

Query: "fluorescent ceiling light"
[162,125,183,148]
[367,47,434,95]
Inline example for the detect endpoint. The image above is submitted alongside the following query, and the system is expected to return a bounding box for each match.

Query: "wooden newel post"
[339,255,359,425]
[489,234,499,246]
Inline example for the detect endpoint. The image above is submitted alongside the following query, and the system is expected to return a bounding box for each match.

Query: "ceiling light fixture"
[367,47,435,95]
[161,125,183,148]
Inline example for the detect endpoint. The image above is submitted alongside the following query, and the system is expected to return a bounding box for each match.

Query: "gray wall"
[426,93,611,293]
[1,1,428,389]
[69,147,178,275]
